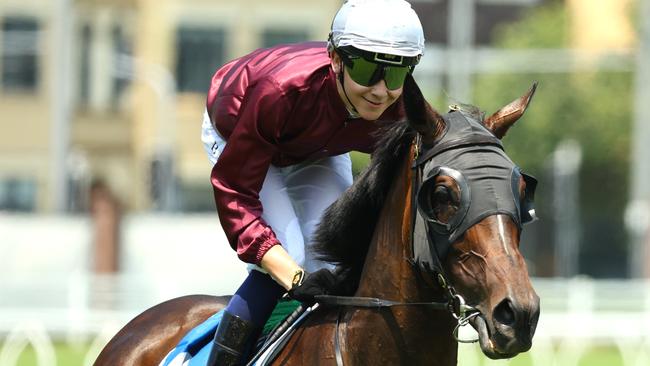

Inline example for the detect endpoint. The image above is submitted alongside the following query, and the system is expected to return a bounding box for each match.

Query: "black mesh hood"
[413,110,533,271]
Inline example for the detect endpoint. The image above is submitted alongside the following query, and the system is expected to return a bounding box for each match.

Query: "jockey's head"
[328,0,425,120]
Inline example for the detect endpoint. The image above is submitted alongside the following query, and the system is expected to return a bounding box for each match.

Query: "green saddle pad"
[262,299,301,335]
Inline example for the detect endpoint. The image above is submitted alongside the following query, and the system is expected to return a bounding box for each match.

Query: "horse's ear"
[484,82,538,139]
[403,74,444,146]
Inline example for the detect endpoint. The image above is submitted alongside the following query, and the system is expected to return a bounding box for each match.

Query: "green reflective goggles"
[342,56,411,90]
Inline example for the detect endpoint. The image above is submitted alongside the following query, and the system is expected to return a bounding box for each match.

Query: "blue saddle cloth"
[161,310,223,366]
[161,300,302,366]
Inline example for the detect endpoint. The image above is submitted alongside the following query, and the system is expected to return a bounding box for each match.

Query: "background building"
[7,0,589,214]
[1,0,636,213]
[1,0,345,213]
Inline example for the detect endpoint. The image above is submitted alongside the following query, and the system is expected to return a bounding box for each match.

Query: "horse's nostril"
[494,299,516,327]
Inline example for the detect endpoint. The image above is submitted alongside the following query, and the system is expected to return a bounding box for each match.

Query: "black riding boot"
[206,311,256,366]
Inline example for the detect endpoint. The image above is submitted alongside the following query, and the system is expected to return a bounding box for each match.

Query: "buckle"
[373,53,404,65]
[291,269,305,288]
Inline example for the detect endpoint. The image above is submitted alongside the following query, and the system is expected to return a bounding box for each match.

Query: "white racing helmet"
[328,0,425,58]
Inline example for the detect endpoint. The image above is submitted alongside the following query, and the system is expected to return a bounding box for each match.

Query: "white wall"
[0,213,248,336]
[120,214,248,296]
[0,213,247,288]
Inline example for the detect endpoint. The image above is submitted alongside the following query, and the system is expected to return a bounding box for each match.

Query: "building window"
[261,29,309,48]
[79,23,92,106]
[111,24,131,110]
[0,178,36,212]
[1,17,39,91]
[175,27,225,93]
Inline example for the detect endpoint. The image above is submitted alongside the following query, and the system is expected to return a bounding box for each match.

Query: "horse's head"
[405,77,540,359]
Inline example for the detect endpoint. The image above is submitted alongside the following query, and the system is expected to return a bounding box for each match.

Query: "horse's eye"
[430,183,460,224]
[519,177,527,199]
[433,185,451,204]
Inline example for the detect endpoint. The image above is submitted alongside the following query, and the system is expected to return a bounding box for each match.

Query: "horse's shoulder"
[152,294,231,313]
[141,294,231,327]
[95,295,230,366]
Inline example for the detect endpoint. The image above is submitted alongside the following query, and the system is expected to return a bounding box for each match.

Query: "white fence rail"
[2,215,650,365]
[2,275,650,366]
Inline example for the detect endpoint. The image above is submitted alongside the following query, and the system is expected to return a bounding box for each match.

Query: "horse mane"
[312,120,416,287]
[312,75,444,293]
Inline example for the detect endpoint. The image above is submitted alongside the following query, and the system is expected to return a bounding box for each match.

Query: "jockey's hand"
[288,268,341,305]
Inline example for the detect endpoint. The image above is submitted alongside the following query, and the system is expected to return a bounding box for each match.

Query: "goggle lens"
[383,66,410,90]
[344,57,410,90]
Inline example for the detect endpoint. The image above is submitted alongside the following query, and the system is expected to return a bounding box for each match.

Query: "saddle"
[160,299,305,366]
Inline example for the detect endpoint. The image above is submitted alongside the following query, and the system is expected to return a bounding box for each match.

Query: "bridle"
[315,113,509,335]
[318,111,537,338]
[251,112,538,366]
[315,137,485,314]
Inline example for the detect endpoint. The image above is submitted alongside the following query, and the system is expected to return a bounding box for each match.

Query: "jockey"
[202,1,424,364]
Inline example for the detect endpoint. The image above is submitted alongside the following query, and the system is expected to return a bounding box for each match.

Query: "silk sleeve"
[210,78,290,264]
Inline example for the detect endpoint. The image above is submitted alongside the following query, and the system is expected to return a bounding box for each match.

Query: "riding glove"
[288,268,341,305]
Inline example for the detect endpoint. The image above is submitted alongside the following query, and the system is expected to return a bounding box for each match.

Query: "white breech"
[201,110,352,273]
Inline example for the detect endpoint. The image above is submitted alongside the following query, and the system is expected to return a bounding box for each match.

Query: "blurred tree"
[473,1,633,277]
[350,1,633,277]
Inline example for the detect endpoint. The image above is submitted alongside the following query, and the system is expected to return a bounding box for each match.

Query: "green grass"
[0,342,92,366]
[458,343,626,366]
[0,341,631,366]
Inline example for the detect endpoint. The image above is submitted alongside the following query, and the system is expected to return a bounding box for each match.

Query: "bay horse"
[95,77,540,365]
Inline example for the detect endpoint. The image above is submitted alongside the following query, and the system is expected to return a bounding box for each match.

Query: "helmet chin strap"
[338,62,360,118]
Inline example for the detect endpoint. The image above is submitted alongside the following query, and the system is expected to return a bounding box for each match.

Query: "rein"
[315,294,447,309]
[314,291,479,366]
[314,293,477,325]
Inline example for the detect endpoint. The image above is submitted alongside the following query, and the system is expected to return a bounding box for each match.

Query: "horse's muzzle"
[473,292,540,359]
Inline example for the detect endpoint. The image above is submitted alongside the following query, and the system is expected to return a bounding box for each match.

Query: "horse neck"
[356,144,426,301]
[353,144,459,365]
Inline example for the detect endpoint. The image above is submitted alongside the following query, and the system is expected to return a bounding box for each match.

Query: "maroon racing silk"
[206,41,405,264]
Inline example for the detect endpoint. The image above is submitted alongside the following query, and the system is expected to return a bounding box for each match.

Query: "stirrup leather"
[207,311,255,366]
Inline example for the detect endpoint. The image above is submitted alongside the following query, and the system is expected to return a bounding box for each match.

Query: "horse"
[95,76,540,366]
